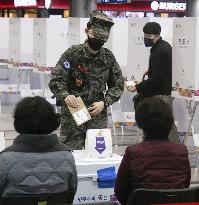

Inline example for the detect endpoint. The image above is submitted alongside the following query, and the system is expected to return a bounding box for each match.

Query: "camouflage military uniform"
[49,11,124,150]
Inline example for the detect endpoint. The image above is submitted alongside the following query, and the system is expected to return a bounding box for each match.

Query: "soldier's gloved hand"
[88,101,104,117]
[64,95,78,108]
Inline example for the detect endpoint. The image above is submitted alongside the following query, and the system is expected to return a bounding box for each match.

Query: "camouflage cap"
[88,10,114,41]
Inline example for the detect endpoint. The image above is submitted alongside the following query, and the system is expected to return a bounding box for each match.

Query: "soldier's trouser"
[60,106,108,150]
[158,95,180,143]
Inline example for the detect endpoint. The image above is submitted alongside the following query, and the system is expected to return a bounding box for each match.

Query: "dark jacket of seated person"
[114,97,191,205]
[0,96,77,203]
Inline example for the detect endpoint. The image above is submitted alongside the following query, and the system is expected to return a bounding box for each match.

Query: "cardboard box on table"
[172,17,199,101]
[9,18,33,70]
[0,18,9,66]
[73,129,122,204]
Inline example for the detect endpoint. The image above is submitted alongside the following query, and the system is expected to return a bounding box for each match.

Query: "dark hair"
[13,96,60,134]
[143,22,161,35]
[135,96,174,139]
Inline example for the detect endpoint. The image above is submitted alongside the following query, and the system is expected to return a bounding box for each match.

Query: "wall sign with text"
[151,1,186,11]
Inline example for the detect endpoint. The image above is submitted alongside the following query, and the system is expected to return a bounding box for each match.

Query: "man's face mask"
[87,37,105,51]
[144,34,157,47]
[144,38,154,47]
[87,29,109,51]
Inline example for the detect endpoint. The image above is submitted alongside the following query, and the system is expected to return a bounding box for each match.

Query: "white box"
[0,18,9,65]
[172,17,199,101]
[9,18,33,69]
[85,129,112,158]
[73,150,122,204]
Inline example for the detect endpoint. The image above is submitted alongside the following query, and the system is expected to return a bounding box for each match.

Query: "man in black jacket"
[127,22,179,142]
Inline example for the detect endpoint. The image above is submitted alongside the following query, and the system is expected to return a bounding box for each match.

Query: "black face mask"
[87,37,105,51]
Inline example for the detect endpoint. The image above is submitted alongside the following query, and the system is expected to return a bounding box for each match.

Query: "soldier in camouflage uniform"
[49,11,124,149]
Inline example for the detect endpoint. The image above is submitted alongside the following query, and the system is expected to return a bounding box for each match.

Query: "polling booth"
[0,18,9,66]
[172,17,199,143]
[104,18,128,71]
[73,129,122,204]
[9,18,33,69]
[0,18,32,109]
[70,18,89,45]
[33,18,69,74]
[172,17,199,101]
[33,18,71,101]
[7,18,33,95]
[127,17,149,82]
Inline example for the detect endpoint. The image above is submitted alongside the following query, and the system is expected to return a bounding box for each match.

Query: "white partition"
[103,22,113,52]
[33,18,69,73]
[0,18,9,65]
[127,17,150,81]
[68,18,80,48]
[80,18,89,44]
[0,132,5,151]
[9,18,33,68]
[113,18,128,69]
[172,17,199,101]
[103,18,128,70]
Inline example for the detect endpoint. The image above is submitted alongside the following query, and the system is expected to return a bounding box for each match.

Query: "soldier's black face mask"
[87,37,105,51]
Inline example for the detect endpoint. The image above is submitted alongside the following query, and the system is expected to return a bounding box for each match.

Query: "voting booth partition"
[0,18,9,66]
[172,17,199,143]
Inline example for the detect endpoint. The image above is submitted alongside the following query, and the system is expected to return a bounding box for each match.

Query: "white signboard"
[9,18,33,68]
[0,18,9,65]
[127,17,150,81]
[172,17,199,101]
[33,18,69,72]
